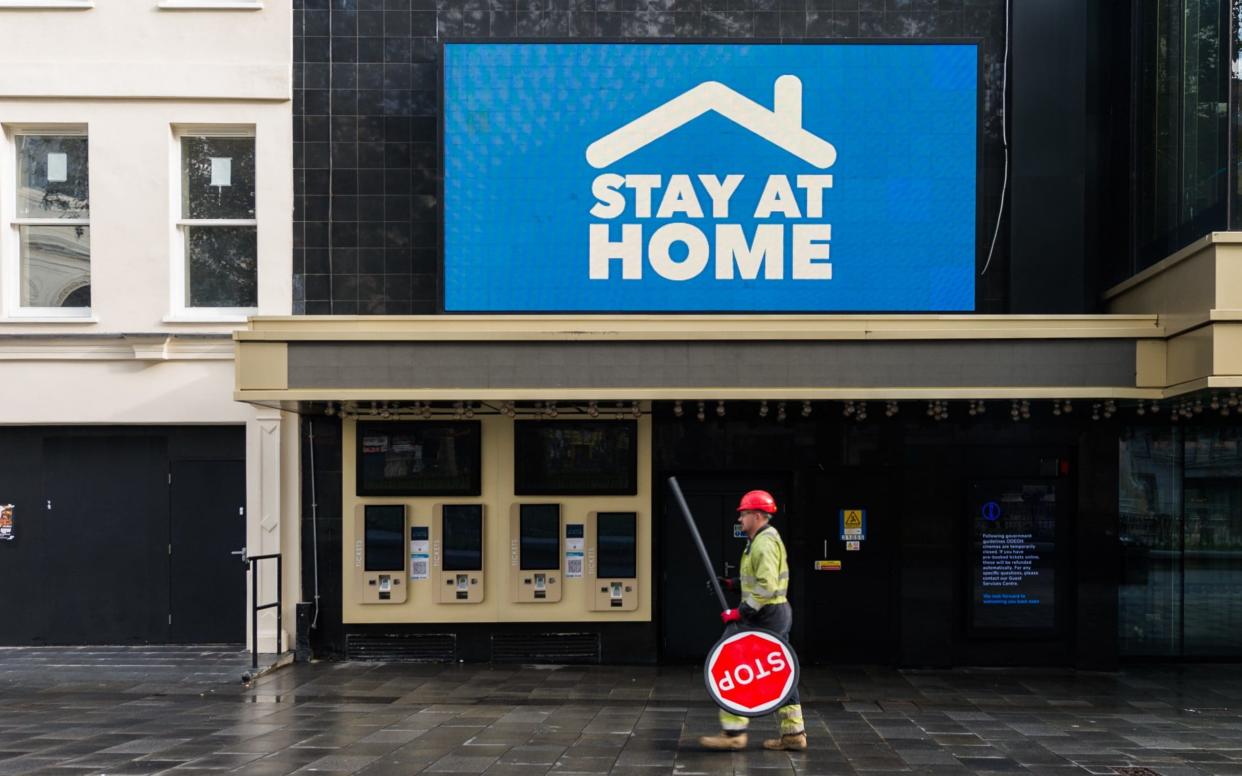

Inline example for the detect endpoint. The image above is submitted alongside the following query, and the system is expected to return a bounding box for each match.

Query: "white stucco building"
[0,0,297,652]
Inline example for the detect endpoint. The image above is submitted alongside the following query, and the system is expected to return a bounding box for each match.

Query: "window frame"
[168,124,258,322]
[2,125,93,320]
[157,0,261,8]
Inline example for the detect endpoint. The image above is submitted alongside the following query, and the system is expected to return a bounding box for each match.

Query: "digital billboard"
[443,42,978,312]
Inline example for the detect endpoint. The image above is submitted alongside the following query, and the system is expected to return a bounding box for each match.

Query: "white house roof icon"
[585,75,836,169]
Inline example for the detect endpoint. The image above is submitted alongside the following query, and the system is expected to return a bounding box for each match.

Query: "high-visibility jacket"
[739,525,789,611]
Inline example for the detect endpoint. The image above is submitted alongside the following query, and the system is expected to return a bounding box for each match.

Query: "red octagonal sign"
[704,629,799,716]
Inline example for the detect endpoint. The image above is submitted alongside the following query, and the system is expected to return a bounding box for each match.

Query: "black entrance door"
[170,459,246,643]
[660,474,790,662]
[803,468,898,663]
[44,435,170,644]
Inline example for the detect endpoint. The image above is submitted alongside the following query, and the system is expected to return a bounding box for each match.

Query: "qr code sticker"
[411,559,428,578]
[567,557,583,576]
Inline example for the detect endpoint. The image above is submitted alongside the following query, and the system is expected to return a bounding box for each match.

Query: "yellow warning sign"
[814,560,842,572]
[843,510,863,530]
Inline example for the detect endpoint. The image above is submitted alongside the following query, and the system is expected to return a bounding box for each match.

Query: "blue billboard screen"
[443,43,978,312]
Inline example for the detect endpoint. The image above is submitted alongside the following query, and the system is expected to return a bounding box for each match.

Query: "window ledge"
[0,0,92,7]
[163,313,253,324]
[158,0,262,8]
[0,315,98,323]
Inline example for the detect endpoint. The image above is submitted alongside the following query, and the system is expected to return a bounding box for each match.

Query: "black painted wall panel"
[1010,0,1090,312]
[0,426,245,646]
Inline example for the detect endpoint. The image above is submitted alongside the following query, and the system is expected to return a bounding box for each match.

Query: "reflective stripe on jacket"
[739,525,789,610]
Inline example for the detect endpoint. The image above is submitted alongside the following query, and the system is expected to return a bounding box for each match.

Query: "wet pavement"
[1,653,1242,775]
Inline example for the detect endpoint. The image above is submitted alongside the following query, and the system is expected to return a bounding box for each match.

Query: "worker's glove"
[717,576,738,591]
[720,609,742,624]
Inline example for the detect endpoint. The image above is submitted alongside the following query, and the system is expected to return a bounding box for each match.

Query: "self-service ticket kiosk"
[586,511,638,611]
[510,503,561,602]
[434,504,485,603]
[354,504,408,604]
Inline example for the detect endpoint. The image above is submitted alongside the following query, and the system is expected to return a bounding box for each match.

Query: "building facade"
[234,0,1242,668]
[0,0,298,651]
[4,0,1240,669]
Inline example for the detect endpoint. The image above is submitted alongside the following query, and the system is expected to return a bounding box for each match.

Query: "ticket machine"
[586,511,638,611]
[510,503,562,602]
[434,504,485,603]
[354,504,408,604]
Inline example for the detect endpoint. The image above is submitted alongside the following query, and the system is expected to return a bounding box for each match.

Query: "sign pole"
[667,476,729,612]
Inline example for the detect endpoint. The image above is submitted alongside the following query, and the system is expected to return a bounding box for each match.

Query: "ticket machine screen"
[442,505,483,571]
[596,512,637,578]
[364,505,405,571]
[520,505,560,570]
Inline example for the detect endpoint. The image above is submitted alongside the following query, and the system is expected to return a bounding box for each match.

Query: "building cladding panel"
[292,0,1013,316]
[286,340,1136,389]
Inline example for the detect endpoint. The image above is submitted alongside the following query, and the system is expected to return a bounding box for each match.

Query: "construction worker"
[699,489,806,752]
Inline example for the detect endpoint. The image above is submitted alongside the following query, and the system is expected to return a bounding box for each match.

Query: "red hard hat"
[737,490,777,514]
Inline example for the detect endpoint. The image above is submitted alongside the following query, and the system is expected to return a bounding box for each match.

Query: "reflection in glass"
[181,136,256,219]
[1135,0,1228,267]
[19,225,91,308]
[1119,427,1182,656]
[16,135,89,219]
[514,421,638,495]
[1183,427,1242,655]
[357,422,481,496]
[1180,1,1226,223]
[442,505,483,571]
[364,505,406,572]
[520,504,560,571]
[186,226,257,307]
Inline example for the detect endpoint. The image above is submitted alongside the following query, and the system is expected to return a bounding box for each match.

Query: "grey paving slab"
[2,654,1242,775]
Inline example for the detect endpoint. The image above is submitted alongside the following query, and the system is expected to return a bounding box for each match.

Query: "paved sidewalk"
[0,658,1241,775]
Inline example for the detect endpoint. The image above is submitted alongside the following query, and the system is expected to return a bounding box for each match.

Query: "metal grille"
[1114,769,1162,776]
[491,633,600,664]
[345,633,456,662]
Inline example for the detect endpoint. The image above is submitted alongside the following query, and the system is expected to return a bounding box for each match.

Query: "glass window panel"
[18,225,90,308]
[1183,427,1242,656]
[1134,0,1228,266]
[1180,0,1226,223]
[1118,427,1183,656]
[16,135,89,219]
[181,136,255,220]
[186,226,257,307]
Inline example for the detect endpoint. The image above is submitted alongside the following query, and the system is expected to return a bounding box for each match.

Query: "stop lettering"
[704,629,798,716]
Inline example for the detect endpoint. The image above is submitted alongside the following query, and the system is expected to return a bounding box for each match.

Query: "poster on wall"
[969,482,1057,631]
[0,504,12,541]
[443,42,979,312]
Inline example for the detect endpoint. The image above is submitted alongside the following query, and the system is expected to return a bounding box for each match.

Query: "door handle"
[231,547,248,563]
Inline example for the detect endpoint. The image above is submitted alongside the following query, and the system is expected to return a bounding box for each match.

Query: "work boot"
[763,732,807,751]
[699,731,747,750]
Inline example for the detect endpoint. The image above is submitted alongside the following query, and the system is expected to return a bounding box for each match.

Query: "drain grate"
[345,633,456,662]
[1114,768,1162,776]
[491,632,600,663]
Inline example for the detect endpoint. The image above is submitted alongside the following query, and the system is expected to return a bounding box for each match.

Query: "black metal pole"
[251,560,259,670]
[276,555,283,655]
[667,476,729,611]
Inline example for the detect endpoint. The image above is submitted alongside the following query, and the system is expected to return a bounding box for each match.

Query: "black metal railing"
[247,553,282,670]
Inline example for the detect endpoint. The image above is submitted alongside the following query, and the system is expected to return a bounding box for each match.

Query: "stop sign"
[704,628,800,716]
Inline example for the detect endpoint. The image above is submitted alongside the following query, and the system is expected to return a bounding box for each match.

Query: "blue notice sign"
[443,43,979,312]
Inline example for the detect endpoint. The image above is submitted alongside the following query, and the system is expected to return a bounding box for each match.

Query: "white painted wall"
[0,358,248,425]
[0,3,290,101]
[0,1,296,654]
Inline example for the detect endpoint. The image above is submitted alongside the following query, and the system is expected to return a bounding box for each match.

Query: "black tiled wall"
[293,0,1012,315]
